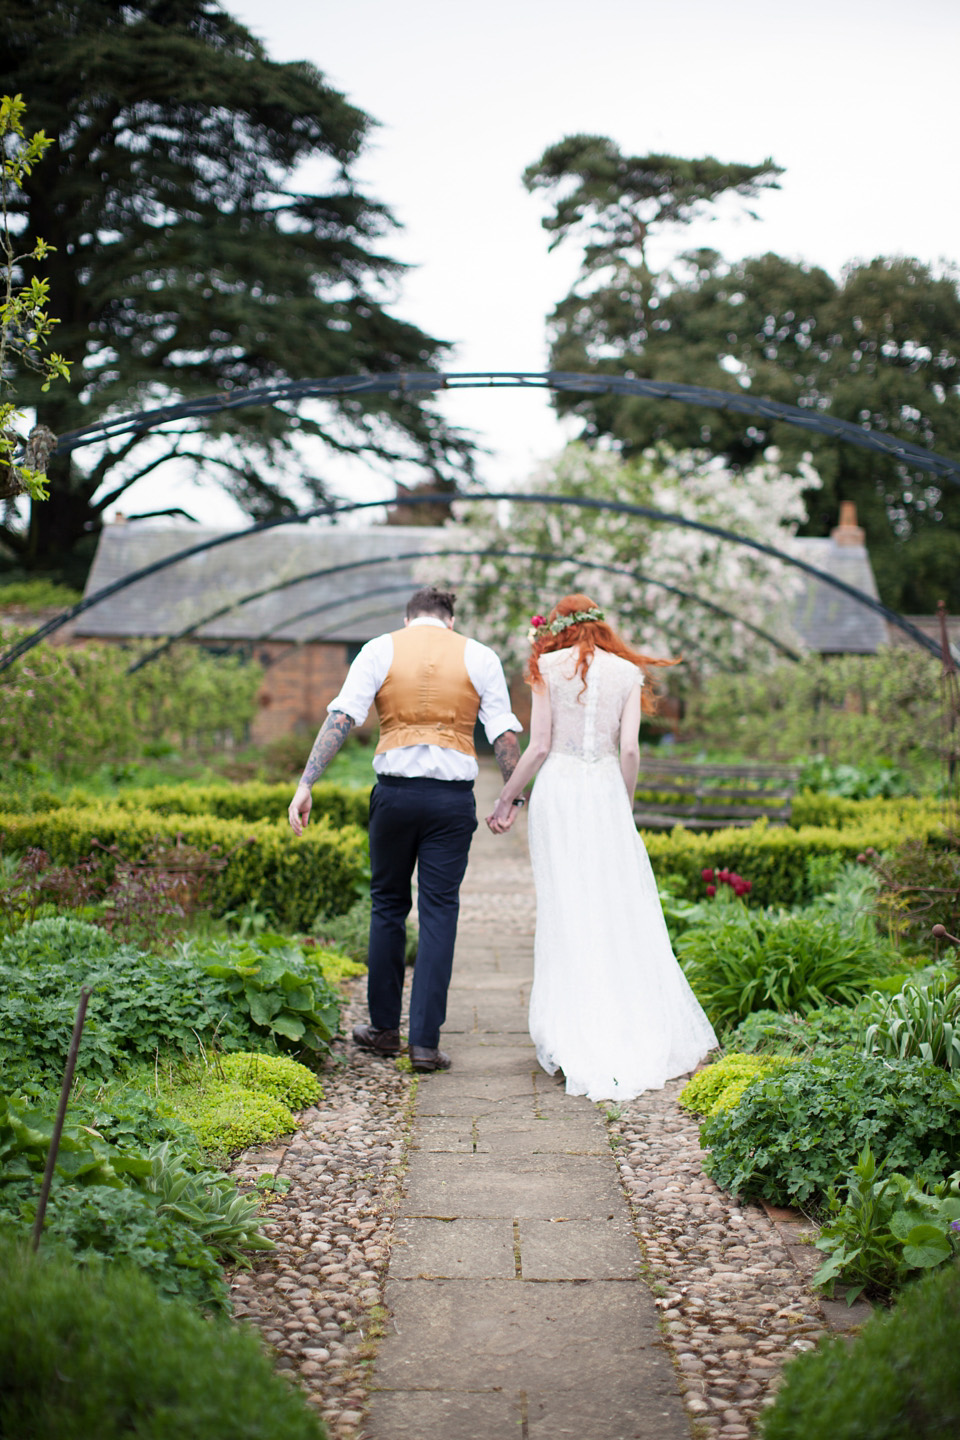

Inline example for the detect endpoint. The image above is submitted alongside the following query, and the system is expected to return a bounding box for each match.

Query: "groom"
[288,586,521,1071]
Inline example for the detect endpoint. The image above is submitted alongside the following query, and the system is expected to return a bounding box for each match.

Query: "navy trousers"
[366,776,478,1049]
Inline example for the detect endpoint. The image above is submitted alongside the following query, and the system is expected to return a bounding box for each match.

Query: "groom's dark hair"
[406,587,456,621]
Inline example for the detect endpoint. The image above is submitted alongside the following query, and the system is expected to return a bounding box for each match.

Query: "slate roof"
[75,518,889,655]
[74,521,450,643]
[789,535,888,654]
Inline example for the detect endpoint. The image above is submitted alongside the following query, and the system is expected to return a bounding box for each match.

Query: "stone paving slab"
[391,1217,516,1279]
[365,1390,525,1440]
[401,1150,626,1219]
[414,1073,538,1110]
[519,1216,643,1280]
[375,1279,680,1395]
[437,1042,538,1076]
[480,1115,610,1156]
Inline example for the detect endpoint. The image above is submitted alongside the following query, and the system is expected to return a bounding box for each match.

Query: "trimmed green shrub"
[678,1053,797,1117]
[69,779,371,831]
[760,1259,960,1440]
[0,1240,327,1439]
[642,802,947,907]
[701,1055,960,1206]
[0,800,367,927]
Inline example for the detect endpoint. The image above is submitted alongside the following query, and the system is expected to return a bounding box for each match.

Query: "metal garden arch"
[3,370,956,672]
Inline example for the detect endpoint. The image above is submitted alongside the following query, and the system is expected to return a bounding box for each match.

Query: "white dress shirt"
[328,616,522,780]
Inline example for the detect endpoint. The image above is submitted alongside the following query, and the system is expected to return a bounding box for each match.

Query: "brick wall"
[250,641,377,746]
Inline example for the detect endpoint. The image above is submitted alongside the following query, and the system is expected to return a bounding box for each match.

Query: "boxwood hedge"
[0,803,367,930]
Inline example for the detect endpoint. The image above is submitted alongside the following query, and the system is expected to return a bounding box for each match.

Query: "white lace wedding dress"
[527,647,718,1101]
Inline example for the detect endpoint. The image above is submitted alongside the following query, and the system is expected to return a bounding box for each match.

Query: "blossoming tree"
[425,442,820,682]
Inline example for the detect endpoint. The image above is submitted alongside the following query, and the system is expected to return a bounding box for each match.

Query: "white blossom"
[420,443,820,682]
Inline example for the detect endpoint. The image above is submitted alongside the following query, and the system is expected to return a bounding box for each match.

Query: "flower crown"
[528,607,605,643]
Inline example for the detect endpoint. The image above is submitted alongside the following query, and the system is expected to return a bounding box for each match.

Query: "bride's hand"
[487,795,516,834]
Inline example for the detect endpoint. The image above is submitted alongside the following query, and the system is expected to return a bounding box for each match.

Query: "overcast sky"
[120,0,960,525]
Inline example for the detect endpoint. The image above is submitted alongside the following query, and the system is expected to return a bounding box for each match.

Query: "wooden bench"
[633,758,801,831]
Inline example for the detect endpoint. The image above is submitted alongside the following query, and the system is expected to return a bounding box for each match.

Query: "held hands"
[485,793,521,834]
[288,783,312,837]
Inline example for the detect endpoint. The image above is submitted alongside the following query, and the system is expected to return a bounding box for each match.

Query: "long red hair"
[527,593,680,715]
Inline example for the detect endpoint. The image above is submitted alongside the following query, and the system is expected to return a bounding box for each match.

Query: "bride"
[487,594,717,1102]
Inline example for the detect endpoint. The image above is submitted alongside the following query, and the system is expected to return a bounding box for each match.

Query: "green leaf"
[902,1226,953,1269]
[269,1014,305,1042]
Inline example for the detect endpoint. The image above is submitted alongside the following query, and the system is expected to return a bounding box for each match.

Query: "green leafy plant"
[761,1253,960,1440]
[0,1091,151,1192]
[0,1239,328,1437]
[0,917,252,1085]
[812,1146,960,1303]
[860,971,960,1070]
[700,1054,960,1206]
[676,908,892,1032]
[798,756,916,799]
[726,1004,864,1057]
[140,1141,276,1269]
[0,1095,272,1312]
[189,931,342,1055]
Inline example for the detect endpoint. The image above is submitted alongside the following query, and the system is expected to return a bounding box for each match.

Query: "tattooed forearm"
[493,731,521,783]
[300,711,355,787]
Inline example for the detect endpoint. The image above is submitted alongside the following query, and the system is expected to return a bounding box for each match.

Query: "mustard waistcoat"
[375,625,480,757]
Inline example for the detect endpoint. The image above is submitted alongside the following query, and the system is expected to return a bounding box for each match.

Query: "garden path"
[232,763,869,1440]
[364,764,688,1440]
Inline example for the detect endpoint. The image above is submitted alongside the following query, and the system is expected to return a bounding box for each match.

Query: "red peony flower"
[530,615,547,629]
[701,868,715,882]
[706,884,716,897]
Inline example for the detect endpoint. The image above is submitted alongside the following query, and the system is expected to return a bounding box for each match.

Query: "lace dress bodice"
[538,647,642,762]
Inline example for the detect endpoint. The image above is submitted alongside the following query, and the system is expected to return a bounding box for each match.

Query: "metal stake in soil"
[31,986,92,1252]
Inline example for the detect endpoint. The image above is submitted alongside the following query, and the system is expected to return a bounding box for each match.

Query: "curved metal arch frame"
[1,489,938,675]
[134,545,799,676]
[54,370,960,486]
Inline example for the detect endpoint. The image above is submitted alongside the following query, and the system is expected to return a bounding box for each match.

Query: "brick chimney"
[831,501,865,547]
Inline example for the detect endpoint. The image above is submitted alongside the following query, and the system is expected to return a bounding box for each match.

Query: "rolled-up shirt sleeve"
[326,634,392,727]
[465,639,522,743]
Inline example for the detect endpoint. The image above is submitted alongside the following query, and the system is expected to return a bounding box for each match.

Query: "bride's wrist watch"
[511,796,526,808]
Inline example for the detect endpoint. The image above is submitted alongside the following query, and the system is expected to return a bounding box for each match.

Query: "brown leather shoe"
[409,1045,452,1072]
[352,1024,401,1057]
